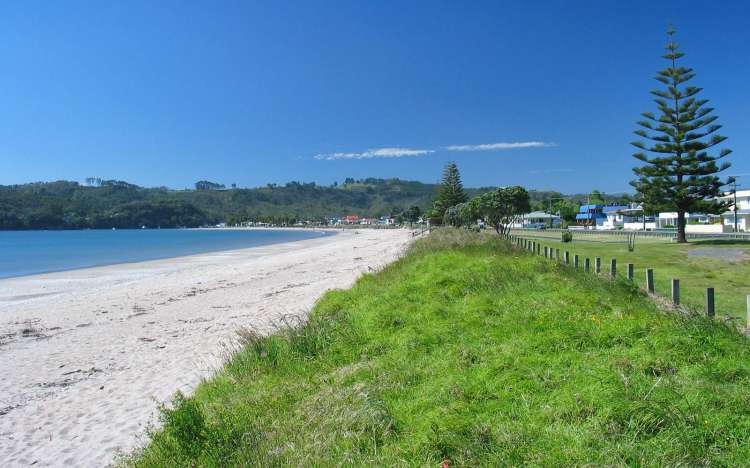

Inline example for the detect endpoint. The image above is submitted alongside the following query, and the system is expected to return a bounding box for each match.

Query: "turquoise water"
[0,229,333,279]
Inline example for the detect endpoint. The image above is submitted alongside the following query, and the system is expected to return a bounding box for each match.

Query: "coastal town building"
[520,211,561,228]
[575,204,630,229]
[719,189,750,232]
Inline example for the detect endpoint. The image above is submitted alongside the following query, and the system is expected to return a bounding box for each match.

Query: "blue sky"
[1,1,747,193]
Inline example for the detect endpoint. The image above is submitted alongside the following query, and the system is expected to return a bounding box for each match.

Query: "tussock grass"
[126,228,750,466]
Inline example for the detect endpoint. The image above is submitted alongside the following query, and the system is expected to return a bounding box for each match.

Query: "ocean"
[0,228,333,279]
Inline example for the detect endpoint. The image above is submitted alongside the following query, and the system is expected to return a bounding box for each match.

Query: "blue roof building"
[575,204,630,227]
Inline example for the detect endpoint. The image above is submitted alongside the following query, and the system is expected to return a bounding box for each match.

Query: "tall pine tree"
[631,28,732,243]
[432,162,468,223]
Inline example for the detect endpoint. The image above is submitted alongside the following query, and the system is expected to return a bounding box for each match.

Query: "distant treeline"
[0,179,439,230]
[0,178,632,230]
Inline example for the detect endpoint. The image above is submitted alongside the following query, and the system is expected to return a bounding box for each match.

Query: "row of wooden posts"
[506,234,723,319]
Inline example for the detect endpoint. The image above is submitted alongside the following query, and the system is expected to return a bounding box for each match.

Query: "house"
[342,215,360,224]
[656,212,728,233]
[575,204,629,229]
[718,189,750,232]
[521,211,560,228]
[656,212,717,229]
[600,203,656,230]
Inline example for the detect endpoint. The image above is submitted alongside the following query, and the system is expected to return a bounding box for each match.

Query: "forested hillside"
[0,179,442,229]
[0,178,630,230]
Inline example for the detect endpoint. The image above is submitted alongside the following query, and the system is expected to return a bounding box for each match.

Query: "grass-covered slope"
[511,230,750,322]
[128,230,750,466]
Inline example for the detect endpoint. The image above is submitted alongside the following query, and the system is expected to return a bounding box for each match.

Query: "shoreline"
[0,228,339,282]
[0,230,338,305]
[0,228,413,467]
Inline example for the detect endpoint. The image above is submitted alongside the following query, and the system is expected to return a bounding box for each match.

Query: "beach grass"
[126,228,750,466]
[511,229,750,323]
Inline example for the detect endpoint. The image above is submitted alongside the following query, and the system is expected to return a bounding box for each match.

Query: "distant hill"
[0,178,631,230]
[0,178,440,229]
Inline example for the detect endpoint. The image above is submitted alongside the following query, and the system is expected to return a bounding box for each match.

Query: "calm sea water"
[0,229,333,279]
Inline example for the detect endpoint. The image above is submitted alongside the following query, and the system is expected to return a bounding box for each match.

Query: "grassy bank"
[512,229,750,323]
[128,229,750,466]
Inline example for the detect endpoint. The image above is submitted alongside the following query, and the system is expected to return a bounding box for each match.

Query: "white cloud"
[313,140,556,161]
[314,147,434,161]
[444,141,557,152]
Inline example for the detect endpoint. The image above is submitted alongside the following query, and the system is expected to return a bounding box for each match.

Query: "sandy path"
[0,229,412,467]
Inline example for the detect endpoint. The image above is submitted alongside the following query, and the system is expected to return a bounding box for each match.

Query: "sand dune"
[0,228,412,467]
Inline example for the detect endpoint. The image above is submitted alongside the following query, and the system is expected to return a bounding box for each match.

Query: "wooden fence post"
[671,279,680,305]
[646,269,654,293]
[584,257,590,273]
[574,255,579,268]
[564,251,570,265]
[610,259,617,278]
[706,288,715,317]
[627,263,634,281]
[595,257,601,274]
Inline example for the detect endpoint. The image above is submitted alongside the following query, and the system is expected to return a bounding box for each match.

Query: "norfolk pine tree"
[432,162,468,223]
[631,28,732,243]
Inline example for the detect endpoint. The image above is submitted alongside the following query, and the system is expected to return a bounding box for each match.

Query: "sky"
[1,0,748,193]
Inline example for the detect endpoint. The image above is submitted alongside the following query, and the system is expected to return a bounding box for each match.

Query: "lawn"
[126,229,750,466]
[511,228,750,325]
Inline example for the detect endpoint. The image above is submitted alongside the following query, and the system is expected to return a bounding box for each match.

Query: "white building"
[719,189,750,232]
[598,204,652,230]
[519,211,561,228]
[656,212,728,233]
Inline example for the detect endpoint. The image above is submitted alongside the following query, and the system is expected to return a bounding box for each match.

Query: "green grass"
[126,229,750,466]
[512,229,750,324]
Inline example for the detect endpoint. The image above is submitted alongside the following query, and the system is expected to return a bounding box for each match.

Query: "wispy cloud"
[314,147,434,161]
[444,141,557,152]
[314,140,556,161]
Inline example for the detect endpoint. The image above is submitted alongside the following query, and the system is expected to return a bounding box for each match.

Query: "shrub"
[561,230,573,243]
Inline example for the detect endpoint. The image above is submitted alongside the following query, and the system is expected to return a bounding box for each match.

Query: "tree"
[552,199,579,223]
[432,162,468,223]
[443,203,466,227]
[589,190,606,204]
[475,186,530,235]
[195,180,225,191]
[405,205,422,225]
[631,28,732,243]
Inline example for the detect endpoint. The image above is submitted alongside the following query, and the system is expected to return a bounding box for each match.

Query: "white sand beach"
[0,228,413,467]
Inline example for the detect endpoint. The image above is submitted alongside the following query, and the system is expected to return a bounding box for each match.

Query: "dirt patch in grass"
[688,248,747,263]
